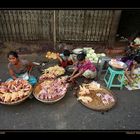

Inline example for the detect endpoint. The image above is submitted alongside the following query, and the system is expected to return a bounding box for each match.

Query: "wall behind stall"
[0,10,121,49]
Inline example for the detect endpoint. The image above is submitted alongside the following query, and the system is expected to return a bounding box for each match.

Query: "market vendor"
[67,53,97,82]
[7,51,37,86]
[57,49,74,68]
[118,32,140,83]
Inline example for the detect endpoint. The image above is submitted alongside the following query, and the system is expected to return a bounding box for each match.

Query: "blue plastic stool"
[104,67,124,90]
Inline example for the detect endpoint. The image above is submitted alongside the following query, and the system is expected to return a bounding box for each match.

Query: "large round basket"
[77,85,117,112]
[0,88,32,105]
[33,83,66,104]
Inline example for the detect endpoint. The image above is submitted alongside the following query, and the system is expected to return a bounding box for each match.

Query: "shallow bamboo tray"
[77,85,117,111]
[33,83,66,104]
[0,88,32,105]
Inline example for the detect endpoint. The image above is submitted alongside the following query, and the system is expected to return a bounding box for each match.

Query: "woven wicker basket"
[77,85,117,111]
[0,88,32,105]
[33,83,66,104]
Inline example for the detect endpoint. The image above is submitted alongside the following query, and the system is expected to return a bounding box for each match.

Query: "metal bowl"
[109,61,127,70]
[72,48,83,54]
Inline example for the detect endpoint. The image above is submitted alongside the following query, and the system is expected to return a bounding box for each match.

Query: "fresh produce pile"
[34,76,69,102]
[77,81,116,110]
[0,79,32,103]
[46,51,58,59]
[83,48,106,63]
[39,65,65,82]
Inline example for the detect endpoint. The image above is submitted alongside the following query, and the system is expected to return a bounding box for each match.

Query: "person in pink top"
[67,53,97,82]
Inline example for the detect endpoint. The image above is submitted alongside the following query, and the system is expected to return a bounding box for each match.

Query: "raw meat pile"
[77,96,93,104]
[39,73,56,82]
[77,82,115,105]
[96,93,115,105]
[36,76,69,101]
[0,79,32,103]
[43,65,65,76]
[77,83,93,103]
[39,65,65,82]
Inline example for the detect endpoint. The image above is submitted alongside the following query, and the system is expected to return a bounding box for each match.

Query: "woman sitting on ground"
[118,32,140,83]
[7,51,37,86]
[67,53,97,83]
[57,49,74,69]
